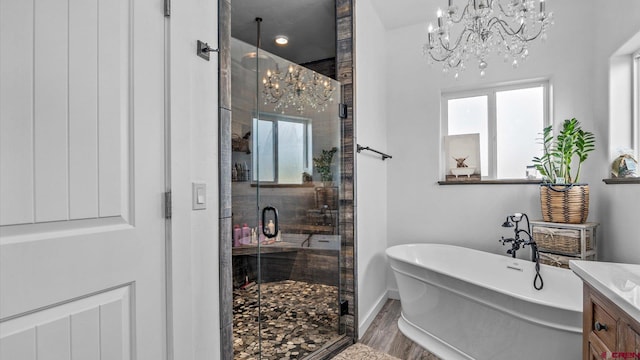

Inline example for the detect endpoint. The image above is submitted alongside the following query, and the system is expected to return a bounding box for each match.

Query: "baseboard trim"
[387,289,400,300]
[358,290,389,338]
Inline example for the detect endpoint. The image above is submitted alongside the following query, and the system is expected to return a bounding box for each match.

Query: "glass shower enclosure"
[230,36,344,359]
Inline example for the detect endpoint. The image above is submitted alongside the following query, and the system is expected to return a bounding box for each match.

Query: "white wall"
[376,1,640,293]
[169,0,220,359]
[593,1,640,264]
[354,0,390,337]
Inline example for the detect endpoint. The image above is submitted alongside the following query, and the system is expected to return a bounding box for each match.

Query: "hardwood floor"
[359,299,441,360]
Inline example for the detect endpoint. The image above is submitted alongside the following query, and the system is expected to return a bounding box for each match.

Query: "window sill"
[602,178,640,184]
[248,182,317,188]
[437,179,543,185]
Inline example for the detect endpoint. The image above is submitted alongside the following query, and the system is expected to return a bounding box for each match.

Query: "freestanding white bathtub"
[386,244,583,360]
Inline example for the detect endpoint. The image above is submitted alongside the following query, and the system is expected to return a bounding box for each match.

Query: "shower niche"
[229,12,346,358]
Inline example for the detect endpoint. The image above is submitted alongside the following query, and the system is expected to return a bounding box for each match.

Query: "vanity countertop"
[569,260,640,320]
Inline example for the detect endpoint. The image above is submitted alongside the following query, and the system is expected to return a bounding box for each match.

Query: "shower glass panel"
[231,37,343,359]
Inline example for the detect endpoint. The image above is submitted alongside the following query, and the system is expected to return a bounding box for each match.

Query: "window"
[634,50,640,159]
[252,114,312,184]
[442,81,549,179]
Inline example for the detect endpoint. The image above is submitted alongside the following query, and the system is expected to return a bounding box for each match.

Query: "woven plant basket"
[540,184,589,224]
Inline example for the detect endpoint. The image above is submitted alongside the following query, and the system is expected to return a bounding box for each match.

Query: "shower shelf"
[232,245,298,256]
[279,224,334,233]
[232,233,340,256]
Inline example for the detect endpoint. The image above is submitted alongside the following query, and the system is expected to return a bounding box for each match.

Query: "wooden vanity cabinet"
[583,283,640,359]
[624,323,640,353]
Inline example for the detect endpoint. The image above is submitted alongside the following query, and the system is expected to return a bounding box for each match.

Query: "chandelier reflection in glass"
[262,64,335,113]
[424,0,553,78]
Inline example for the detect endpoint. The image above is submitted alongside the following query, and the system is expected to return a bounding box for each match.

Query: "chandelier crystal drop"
[424,0,553,77]
[262,64,335,113]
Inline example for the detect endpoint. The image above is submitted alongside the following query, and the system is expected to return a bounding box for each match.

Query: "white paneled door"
[0,0,167,358]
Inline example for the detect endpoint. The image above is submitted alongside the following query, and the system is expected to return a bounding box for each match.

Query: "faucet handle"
[500,236,513,245]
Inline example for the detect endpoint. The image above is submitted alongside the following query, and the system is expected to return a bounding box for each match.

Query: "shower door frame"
[217,0,358,358]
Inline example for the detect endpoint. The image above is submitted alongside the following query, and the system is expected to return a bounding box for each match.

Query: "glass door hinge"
[340,300,349,316]
[164,191,172,219]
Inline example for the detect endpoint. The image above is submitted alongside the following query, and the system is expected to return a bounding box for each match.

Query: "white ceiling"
[369,0,433,30]
[231,0,336,65]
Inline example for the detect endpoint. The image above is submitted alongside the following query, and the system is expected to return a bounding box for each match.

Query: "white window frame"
[633,50,640,159]
[441,79,550,180]
[252,112,312,184]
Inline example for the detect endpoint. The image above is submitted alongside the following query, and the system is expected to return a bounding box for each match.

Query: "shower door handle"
[261,206,279,238]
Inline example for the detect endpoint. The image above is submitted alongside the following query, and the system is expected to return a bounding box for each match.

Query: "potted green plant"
[313,147,338,186]
[532,118,595,223]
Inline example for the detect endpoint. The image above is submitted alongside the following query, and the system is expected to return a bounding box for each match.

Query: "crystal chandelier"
[262,64,335,113]
[424,0,553,77]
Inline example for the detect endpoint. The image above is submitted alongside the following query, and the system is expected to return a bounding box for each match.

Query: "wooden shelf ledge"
[437,179,543,185]
[602,178,640,184]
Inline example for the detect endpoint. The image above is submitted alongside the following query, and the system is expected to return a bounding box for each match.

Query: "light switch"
[192,183,206,210]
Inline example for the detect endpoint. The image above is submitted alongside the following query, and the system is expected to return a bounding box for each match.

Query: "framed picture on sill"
[444,133,481,181]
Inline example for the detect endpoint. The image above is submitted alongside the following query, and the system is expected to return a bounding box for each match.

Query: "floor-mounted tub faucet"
[500,213,534,260]
[500,213,544,290]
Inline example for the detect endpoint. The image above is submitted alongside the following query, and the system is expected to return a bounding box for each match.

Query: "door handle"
[261,206,279,238]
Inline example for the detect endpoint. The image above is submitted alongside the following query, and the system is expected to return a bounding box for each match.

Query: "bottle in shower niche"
[267,220,275,237]
[233,224,241,247]
[259,222,265,243]
[234,162,243,181]
[241,223,250,244]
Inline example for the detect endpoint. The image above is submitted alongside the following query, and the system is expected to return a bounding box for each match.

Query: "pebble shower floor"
[233,280,340,359]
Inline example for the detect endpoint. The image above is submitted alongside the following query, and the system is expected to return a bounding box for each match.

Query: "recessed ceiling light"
[275,35,289,46]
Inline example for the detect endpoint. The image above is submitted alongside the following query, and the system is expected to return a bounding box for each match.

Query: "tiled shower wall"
[335,0,356,343]
[218,0,234,357]
[218,0,356,358]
